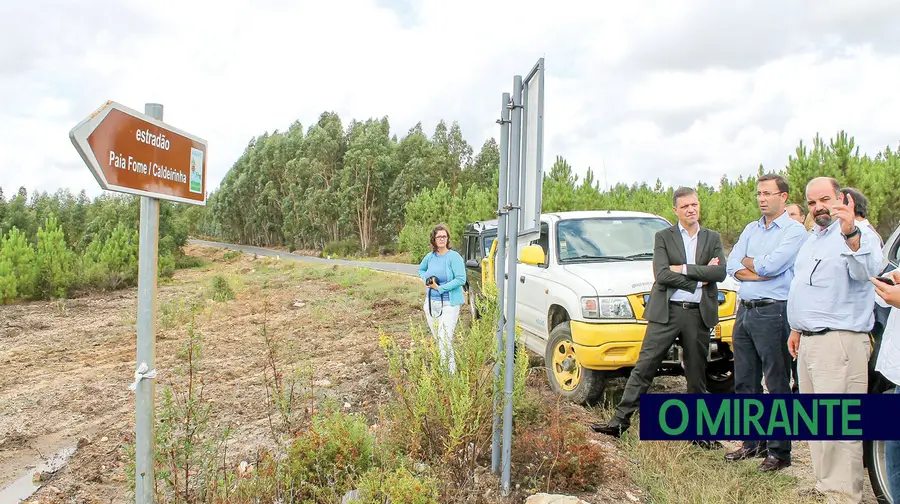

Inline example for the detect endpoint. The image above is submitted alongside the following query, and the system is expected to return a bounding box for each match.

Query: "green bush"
[284,410,376,502]
[397,181,497,264]
[378,285,529,492]
[208,275,235,301]
[0,257,16,303]
[158,252,176,278]
[0,227,38,301]
[34,215,75,299]
[356,464,441,504]
[96,223,139,289]
[323,237,361,257]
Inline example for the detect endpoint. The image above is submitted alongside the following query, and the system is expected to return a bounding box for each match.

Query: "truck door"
[517,221,552,336]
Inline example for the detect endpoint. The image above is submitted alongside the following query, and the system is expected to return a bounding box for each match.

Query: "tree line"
[200,112,900,262]
[2,112,897,304]
[0,187,201,303]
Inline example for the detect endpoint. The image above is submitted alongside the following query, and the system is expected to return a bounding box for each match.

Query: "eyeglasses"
[435,235,448,240]
[757,191,786,198]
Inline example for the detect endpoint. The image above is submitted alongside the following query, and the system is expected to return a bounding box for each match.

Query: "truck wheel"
[704,359,734,394]
[865,388,896,504]
[545,322,606,405]
[705,369,734,394]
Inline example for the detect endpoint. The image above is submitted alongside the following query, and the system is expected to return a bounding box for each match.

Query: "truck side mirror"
[466,259,480,268]
[520,245,546,266]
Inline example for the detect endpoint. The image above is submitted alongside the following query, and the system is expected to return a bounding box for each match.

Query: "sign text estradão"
[69,101,208,205]
[639,394,900,441]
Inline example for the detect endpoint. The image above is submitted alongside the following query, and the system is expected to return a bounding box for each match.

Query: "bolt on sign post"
[494,58,544,496]
[69,101,208,504]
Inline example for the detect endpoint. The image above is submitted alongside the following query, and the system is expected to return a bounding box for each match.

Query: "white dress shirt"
[670,222,702,303]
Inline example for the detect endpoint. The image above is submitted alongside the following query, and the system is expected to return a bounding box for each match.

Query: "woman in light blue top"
[418,223,466,373]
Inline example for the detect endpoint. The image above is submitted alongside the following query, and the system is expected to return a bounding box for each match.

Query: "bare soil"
[1,243,874,504]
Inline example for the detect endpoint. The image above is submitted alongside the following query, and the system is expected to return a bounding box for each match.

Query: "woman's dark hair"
[841,187,869,218]
[430,223,452,252]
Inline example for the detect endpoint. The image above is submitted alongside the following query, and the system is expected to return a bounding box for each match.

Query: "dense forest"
[2,110,898,304]
[0,188,202,303]
[200,112,900,260]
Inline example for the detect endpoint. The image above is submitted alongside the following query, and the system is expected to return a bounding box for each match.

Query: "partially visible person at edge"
[787,177,883,503]
[803,208,816,231]
[786,203,806,225]
[590,187,726,449]
[417,223,466,374]
[785,201,810,392]
[841,187,884,248]
[724,173,808,472]
[872,269,900,502]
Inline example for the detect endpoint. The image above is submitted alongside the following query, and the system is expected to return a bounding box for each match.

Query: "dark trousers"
[733,300,792,460]
[611,302,710,427]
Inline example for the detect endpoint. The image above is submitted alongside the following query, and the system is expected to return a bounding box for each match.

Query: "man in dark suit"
[591,187,727,443]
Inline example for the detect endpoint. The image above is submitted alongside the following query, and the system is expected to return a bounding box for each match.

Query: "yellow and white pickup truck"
[474,210,740,404]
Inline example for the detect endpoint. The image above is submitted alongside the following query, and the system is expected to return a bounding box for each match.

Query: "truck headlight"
[581,297,634,319]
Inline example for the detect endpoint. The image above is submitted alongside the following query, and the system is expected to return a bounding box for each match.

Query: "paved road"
[188,239,420,277]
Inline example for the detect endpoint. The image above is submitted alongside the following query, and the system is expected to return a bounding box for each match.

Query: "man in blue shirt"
[787,177,883,502]
[724,173,808,471]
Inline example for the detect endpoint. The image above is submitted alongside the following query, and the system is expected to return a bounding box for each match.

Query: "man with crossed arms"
[787,177,882,502]
[724,173,808,471]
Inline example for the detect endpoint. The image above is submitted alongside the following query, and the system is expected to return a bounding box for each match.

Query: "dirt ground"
[0,245,431,503]
[0,244,880,504]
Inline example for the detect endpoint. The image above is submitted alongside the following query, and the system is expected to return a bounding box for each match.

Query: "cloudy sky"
[3,0,900,200]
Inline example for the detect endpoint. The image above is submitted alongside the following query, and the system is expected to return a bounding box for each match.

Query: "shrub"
[284,409,376,502]
[377,286,529,496]
[158,252,176,278]
[512,402,609,493]
[356,464,441,504]
[0,227,38,300]
[323,237,361,258]
[208,275,234,301]
[34,215,75,299]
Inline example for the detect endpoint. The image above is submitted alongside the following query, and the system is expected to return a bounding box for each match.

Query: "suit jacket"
[644,224,727,329]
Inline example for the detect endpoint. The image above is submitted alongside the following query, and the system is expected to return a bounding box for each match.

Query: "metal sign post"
[501,75,524,496]
[491,92,511,474]
[134,103,162,504]
[493,58,544,496]
[69,101,208,504]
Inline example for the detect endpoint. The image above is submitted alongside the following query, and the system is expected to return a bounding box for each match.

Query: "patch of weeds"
[513,396,611,494]
[260,298,315,439]
[377,287,530,500]
[355,462,442,504]
[175,254,207,269]
[221,250,241,261]
[158,297,202,331]
[207,275,235,302]
[282,409,376,501]
[126,316,232,503]
[619,416,813,504]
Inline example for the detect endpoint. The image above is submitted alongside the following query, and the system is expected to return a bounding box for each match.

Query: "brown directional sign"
[69,101,208,205]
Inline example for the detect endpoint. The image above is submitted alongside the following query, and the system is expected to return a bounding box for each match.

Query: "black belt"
[799,328,855,336]
[670,301,700,309]
[740,298,784,308]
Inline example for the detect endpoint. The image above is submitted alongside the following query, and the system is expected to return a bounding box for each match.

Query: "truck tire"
[865,388,896,504]
[705,361,735,394]
[545,322,606,405]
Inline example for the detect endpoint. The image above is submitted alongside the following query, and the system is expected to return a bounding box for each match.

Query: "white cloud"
[2,0,899,204]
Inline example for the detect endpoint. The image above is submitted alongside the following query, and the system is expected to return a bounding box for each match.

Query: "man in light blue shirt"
[787,177,883,502]
[723,173,808,471]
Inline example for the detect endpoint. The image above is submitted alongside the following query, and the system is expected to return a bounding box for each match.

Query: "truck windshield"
[557,217,670,263]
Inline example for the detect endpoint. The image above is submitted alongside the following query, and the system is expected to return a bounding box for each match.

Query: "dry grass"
[582,395,834,504]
